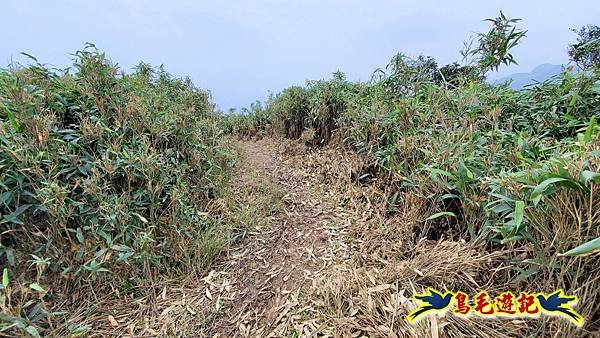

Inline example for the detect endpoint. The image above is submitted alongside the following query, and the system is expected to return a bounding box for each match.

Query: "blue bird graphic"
[536,290,583,325]
[407,288,454,322]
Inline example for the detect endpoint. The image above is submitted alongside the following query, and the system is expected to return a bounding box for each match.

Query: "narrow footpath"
[209,139,342,336]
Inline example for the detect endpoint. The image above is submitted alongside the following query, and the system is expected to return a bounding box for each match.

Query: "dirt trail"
[211,139,337,336]
[195,138,593,338]
[164,138,532,338]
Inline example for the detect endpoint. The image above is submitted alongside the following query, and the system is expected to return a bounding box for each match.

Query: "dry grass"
[269,135,599,338]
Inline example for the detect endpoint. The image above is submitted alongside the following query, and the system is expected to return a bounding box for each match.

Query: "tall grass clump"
[221,100,275,139]
[0,46,231,336]
[223,86,310,141]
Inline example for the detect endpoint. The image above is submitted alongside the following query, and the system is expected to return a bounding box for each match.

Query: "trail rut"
[210,139,337,336]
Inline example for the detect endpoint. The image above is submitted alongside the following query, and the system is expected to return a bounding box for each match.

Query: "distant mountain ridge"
[493,63,565,89]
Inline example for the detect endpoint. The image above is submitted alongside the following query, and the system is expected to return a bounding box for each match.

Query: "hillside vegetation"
[0,46,232,336]
[0,12,599,338]
[225,14,600,335]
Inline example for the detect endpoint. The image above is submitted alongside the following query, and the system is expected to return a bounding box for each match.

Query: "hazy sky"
[2,1,598,110]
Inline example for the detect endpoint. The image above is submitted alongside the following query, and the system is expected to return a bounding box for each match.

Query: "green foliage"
[276,86,311,139]
[306,71,357,146]
[222,100,274,138]
[568,25,600,70]
[374,54,439,98]
[561,237,600,256]
[466,11,527,74]
[434,63,482,87]
[230,16,600,266]
[0,47,232,335]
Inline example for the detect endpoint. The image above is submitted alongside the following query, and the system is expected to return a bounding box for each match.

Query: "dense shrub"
[0,47,231,335]
[222,100,274,138]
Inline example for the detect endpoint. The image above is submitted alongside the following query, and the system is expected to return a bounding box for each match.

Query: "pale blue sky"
[2,1,598,110]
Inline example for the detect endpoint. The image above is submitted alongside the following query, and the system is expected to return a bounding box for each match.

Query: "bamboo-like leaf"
[426,211,457,220]
[583,116,597,143]
[559,237,600,257]
[513,200,525,229]
[581,170,600,184]
[501,235,524,244]
[29,283,45,292]
[25,326,40,338]
[0,204,31,225]
[426,168,456,180]
[530,177,567,205]
[2,268,8,288]
[76,228,84,244]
